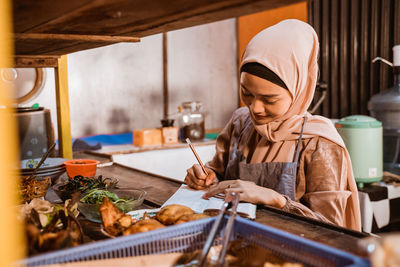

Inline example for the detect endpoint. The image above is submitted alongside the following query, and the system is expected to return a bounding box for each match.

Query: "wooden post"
[162,32,169,119]
[0,0,26,263]
[54,55,73,159]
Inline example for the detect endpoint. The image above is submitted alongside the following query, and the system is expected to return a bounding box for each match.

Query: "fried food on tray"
[175,240,303,267]
[100,197,166,236]
[22,199,83,255]
[19,176,51,203]
[228,240,302,267]
[123,219,165,235]
[156,204,194,225]
[33,214,82,253]
[100,200,207,237]
[100,196,134,236]
[175,213,210,224]
[263,263,303,267]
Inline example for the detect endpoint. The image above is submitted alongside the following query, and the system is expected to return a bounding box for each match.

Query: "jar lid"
[182,101,202,112]
[335,115,382,128]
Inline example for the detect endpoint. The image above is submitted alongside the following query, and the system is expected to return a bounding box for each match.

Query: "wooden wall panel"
[308,0,399,118]
[339,0,349,117]
[237,1,307,60]
[349,0,359,115]
[320,0,330,115]
[237,1,307,106]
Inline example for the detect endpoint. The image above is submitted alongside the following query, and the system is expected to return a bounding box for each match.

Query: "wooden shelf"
[13,0,302,56]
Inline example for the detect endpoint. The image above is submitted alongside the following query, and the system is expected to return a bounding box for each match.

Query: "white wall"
[24,19,238,138]
[168,19,238,130]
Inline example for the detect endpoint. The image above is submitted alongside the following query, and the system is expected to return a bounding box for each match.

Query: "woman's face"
[240,72,292,125]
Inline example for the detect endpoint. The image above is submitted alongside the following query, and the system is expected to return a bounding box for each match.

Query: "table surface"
[74,151,370,257]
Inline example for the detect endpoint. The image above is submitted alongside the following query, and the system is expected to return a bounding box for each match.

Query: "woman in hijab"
[185,19,361,231]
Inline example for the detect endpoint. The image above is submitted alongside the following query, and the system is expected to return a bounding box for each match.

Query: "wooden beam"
[54,55,73,159]
[14,55,59,68]
[14,33,140,43]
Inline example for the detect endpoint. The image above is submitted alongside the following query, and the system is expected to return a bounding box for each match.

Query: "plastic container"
[335,115,383,187]
[19,216,369,267]
[63,159,100,178]
[78,188,146,223]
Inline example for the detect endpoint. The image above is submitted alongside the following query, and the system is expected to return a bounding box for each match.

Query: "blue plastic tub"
[19,217,370,267]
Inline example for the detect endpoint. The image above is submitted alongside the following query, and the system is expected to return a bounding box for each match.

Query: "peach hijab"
[241,19,344,145]
[241,19,361,230]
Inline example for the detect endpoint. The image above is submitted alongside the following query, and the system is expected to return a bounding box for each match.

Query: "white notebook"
[162,185,256,219]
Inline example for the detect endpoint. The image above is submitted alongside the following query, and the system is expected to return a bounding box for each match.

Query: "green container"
[335,115,383,188]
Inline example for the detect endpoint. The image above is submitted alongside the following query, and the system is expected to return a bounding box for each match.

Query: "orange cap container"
[63,159,100,178]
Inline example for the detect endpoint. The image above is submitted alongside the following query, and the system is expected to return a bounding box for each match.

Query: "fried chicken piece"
[122,219,165,235]
[156,204,194,225]
[118,214,134,229]
[100,197,133,236]
[175,213,210,224]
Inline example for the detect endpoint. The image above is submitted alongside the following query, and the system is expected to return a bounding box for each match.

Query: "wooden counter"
[74,151,370,258]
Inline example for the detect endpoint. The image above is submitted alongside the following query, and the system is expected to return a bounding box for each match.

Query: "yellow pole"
[0,0,26,265]
[55,55,73,159]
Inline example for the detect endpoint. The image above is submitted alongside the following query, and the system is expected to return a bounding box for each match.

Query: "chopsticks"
[27,143,56,179]
[185,138,208,176]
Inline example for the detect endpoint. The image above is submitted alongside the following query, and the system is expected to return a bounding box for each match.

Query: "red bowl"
[63,159,100,178]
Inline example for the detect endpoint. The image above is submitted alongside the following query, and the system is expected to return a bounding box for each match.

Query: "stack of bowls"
[20,157,67,183]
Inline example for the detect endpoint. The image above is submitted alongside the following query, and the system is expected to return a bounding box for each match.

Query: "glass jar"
[179,101,205,141]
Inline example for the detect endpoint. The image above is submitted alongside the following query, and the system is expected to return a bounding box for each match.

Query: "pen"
[185,138,208,176]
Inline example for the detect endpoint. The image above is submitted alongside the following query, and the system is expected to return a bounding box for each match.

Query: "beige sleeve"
[283,138,354,228]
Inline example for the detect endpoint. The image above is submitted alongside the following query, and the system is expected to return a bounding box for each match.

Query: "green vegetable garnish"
[80,189,131,205]
[57,175,118,200]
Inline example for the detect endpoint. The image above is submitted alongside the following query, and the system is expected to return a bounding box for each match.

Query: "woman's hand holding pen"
[185,166,287,208]
[185,164,217,190]
[202,180,287,209]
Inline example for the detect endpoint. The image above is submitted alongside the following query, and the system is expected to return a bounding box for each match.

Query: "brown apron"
[224,116,307,201]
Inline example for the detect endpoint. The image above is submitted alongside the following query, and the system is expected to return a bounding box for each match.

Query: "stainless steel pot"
[14,107,55,160]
